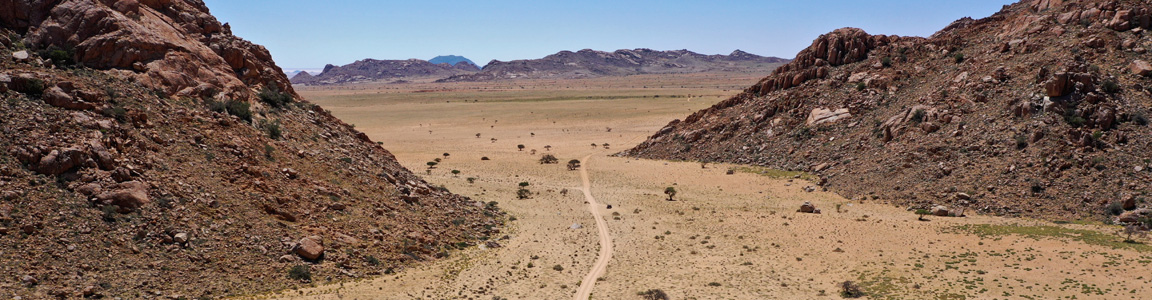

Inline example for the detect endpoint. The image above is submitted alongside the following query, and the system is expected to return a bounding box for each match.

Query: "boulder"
[43,86,95,110]
[35,148,88,175]
[1044,72,1071,97]
[1118,209,1152,223]
[295,236,324,260]
[173,232,189,244]
[1131,60,1152,77]
[931,205,950,216]
[806,108,852,126]
[798,202,817,213]
[11,50,29,61]
[956,193,972,200]
[95,181,150,212]
[1122,195,1137,211]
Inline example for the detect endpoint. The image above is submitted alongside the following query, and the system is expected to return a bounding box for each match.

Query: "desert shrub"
[481,156,490,161]
[1132,112,1149,126]
[261,119,282,140]
[366,255,380,266]
[12,77,45,97]
[466,177,476,184]
[552,264,564,271]
[288,265,311,281]
[258,86,293,109]
[707,282,722,287]
[638,289,669,300]
[38,45,74,67]
[1015,134,1028,149]
[339,157,353,164]
[1101,80,1120,94]
[517,188,532,199]
[101,106,128,123]
[840,281,864,298]
[208,99,252,122]
[881,56,892,67]
[855,82,865,91]
[1064,115,1086,127]
[263,144,275,160]
[518,182,530,188]
[953,53,965,64]
[540,154,559,164]
[910,109,926,123]
[1106,201,1125,216]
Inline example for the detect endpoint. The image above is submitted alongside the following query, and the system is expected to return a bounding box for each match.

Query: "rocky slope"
[437,49,790,82]
[291,58,480,85]
[623,0,1152,221]
[0,0,500,298]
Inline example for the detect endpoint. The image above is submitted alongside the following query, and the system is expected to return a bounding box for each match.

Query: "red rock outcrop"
[4,0,295,101]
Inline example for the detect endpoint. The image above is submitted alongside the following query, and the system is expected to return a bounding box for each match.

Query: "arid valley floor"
[247,74,1152,300]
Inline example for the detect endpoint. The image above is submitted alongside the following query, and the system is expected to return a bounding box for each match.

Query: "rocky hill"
[291,58,480,85]
[429,55,478,67]
[437,49,790,82]
[623,0,1152,221]
[0,0,500,298]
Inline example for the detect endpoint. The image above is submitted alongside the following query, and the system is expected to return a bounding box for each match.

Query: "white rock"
[11,50,29,61]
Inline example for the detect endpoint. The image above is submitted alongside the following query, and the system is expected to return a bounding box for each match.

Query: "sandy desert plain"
[244,73,1152,300]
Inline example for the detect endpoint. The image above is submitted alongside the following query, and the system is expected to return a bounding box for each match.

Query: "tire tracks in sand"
[573,155,612,300]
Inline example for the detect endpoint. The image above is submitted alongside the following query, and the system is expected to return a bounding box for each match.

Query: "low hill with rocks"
[0,0,500,298]
[291,58,481,85]
[436,49,790,82]
[623,0,1152,222]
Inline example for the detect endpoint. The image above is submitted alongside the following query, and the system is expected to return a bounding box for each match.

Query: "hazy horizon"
[203,0,1017,69]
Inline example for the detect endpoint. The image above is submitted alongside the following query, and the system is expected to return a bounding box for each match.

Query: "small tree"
[466,177,476,184]
[443,153,450,159]
[519,182,530,188]
[491,138,497,143]
[434,158,442,163]
[638,289,668,300]
[664,187,677,201]
[426,161,438,169]
[531,149,537,155]
[915,209,932,221]
[567,159,581,171]
[517,144,525,151]
[602,143,610,149]
[591,143,598,149]
[1123,225,1148,243]
[540,154,559,164]
[476,133,481,138]
[451,170,461,177]
[840,281,864,298]
[544,145,552,151]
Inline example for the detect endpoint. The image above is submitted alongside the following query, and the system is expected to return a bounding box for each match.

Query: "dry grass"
[250,74,1152,300]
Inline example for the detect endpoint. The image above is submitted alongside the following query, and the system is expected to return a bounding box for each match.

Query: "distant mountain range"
[429,55,478,67]
[438,49,789,82]
[290,58,480,85]
[291,50,789,85]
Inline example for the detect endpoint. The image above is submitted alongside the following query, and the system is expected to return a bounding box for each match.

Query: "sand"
[245,74,1152,300]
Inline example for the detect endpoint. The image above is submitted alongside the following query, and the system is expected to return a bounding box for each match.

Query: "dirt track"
[574,155,613,300]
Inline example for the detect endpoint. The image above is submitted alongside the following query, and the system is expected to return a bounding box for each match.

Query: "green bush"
[258,87,293,109]
[910,109,926,123]
[261,120,282,140]
[38,45,74,67]
[552,264,564,271]
[1101,80,1120,94]
[288,265,311,281]
[953,53,965,64]
[225,99,251,122]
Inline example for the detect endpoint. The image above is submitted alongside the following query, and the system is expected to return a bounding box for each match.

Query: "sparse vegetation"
[258,86,293,109]
[539,154,558,164]
[638,289,669,300]
[952,52,965,64]
[567,159,581,170]
[517,144,525,151]
[664,187,677,201]
[1101,79,1120,94]
[288,265,311,281]
[910,109,926,124]
[840,280,864,298]
[552,264,564,271]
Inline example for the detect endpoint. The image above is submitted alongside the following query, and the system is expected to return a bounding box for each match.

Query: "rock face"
[623,0,1152,221]
[438,48,790,82]
[3,0,296,101]
[0,0,503,298]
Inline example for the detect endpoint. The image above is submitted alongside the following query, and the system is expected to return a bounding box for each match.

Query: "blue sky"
[202,0,1016,70]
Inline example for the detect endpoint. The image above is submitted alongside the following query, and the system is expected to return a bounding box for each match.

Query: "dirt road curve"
[573,155,613,300]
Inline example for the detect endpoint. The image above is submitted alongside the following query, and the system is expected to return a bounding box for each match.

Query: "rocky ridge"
[437,48,790,82]
[291,58,481,85]
[0,0,500,298]
[623,0,1152,221]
